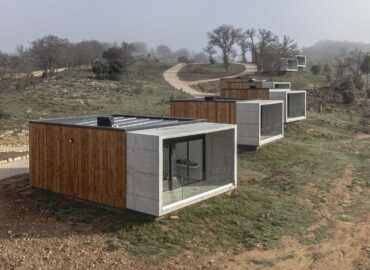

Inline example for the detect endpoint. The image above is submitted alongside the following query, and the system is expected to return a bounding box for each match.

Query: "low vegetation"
[0,60,189,131]
[27,105,369,266]
[177,63,245,81]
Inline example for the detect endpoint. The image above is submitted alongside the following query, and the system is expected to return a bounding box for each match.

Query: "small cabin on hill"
[261,81,291,90]
[219,78,306,123]
[29,115,237,216]
[171,98,284,147]
[219,78,269,99]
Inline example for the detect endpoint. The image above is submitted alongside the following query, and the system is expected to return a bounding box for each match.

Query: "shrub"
[310,65,321,75]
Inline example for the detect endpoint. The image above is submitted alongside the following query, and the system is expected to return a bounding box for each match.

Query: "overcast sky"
[1,0,370,53]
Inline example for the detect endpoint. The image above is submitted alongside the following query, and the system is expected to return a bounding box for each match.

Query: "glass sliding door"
[162,135,205,206]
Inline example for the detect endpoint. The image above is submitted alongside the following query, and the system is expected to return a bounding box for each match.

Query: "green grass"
[6,62,369,265]
[0,151,28,160]
[177,63,245,81]
[252,70,329,89]
[194,69,329,94]
[28,107,370,264]
[0,60,190,131]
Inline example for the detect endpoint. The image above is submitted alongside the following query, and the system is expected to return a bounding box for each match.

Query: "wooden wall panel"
[220,88,269,100]
[171,101,236,124]
[29,123,126,209]
[220,78,262,90]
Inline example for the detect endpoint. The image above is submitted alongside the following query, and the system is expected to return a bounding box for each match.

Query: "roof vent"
[97,116,114,127]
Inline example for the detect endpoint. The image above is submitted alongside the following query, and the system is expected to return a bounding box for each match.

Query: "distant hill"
[302,40,370,65]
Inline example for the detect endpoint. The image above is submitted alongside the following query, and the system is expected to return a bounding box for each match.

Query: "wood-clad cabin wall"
[220,89,270,100]
[29,123,126,208]
[220,78,262,90]
[171,101,236,124]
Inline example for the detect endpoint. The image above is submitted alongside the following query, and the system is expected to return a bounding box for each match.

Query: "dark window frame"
[163,134,206,191]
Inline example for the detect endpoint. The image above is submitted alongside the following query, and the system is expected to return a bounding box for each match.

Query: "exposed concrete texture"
[126,133,160,216]
[269,90,307,123]
[296,55,307,68]
[261,81,291,90]
[205,129,236,184]
[236,100,284,147]
[127,122,237,216]
[280,58,298,72]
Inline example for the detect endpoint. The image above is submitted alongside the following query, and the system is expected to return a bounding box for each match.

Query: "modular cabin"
[219,78,269,100]
[261,81,291,90]
[269,90,307,122]
[219,79,306,123]
[171,98,284,147]
[280,58,298,72]
[296,55,307,68]
[29,115,237,217]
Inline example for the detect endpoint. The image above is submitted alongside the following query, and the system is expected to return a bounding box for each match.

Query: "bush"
[353,76,364,90]
[342,90,355,104]
[92,46,134,80]
[310,65,321,75]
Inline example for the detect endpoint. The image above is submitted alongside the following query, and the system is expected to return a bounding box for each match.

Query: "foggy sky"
[1,0,370,53]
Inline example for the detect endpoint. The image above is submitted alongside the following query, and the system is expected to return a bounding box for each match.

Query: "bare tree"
[280,35,299,58]
[238,32,249,63]
[360,53,370,104]
[257,29,280,73]
[245,28,257,63]
[156,45,172,61]
[203,45,216,64]
[130,41,148,56]
[15,45,35,79]
[345,49,364,89]
[29,35,70,76]
[207,24,242,71]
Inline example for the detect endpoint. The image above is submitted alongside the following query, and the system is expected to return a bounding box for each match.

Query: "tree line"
[0,35,209,80]
[205,24,299,74]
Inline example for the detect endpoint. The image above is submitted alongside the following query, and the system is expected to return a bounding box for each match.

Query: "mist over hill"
[302,40,370,65]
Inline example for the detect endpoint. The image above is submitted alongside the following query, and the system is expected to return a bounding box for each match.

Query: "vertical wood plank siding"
[29,123,126,208]
[220,78,262,90]
[220,88,270,100]
[171,101,236,124]
[220,78,269,100]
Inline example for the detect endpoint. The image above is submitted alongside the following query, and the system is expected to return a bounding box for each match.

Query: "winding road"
[163,63,257,98]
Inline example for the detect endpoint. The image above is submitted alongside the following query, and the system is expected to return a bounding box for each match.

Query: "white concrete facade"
[235,100,284,147]
[126,122,237,216]
[280,58,298,72]
[269,90,307,123]
[261,81,291,90]
[296,55,307,68]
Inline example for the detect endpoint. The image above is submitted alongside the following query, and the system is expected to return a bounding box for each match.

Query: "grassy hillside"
[178,63,245,81]
[0,62,369,268]
[28,107,369,267]
[302,40,370,64]
[0,61,190,132]
[195,70,329,95]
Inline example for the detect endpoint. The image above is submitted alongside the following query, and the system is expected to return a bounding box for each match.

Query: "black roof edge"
[171,98,245,103]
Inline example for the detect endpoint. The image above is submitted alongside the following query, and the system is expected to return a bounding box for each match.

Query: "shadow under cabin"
[170,98,284,148]
[29,115,237,217]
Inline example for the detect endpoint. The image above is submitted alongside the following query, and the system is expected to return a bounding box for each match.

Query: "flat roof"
[30,115,205,131]
[128,122,236,139]
[171,98,282,105]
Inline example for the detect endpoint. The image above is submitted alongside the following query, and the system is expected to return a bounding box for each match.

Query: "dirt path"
[163,63,257,98]
[0,159,29,181]
[0,175,140,270]
[0,146,29,153]
[193,166,370,270]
